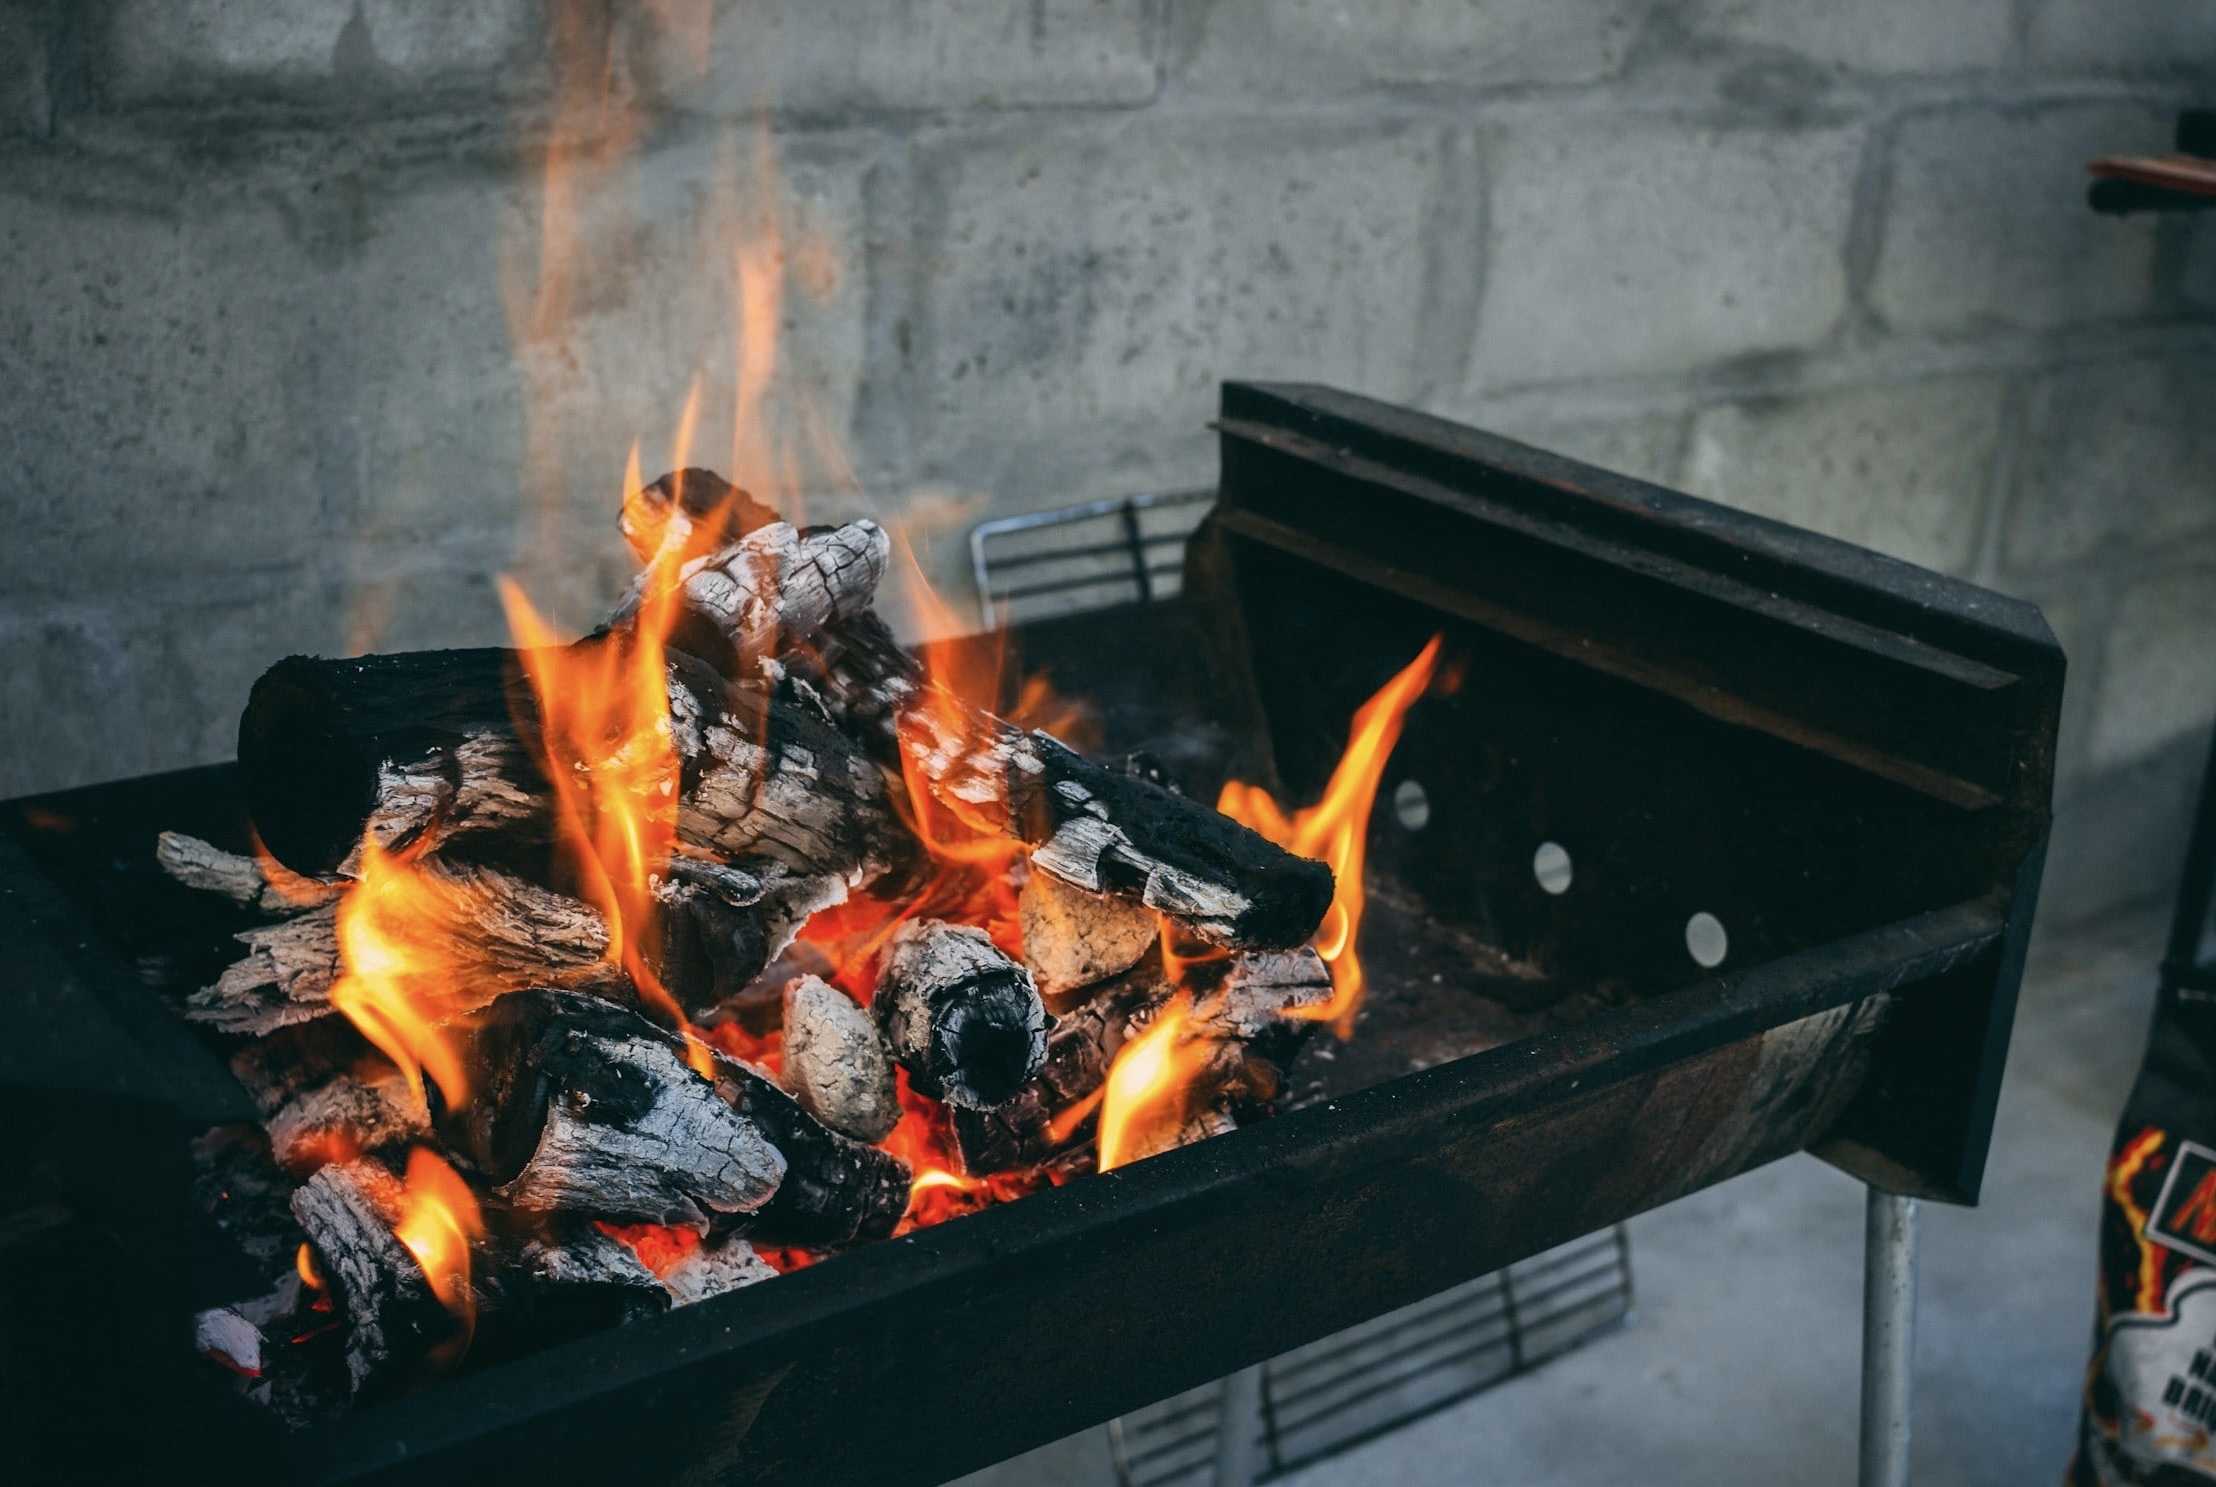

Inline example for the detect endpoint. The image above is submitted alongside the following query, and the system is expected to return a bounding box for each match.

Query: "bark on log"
[239,645,899,887]
[1018,867,1158,998]
[454,990,787,1228]
[874,919,1047,1110]
[157,831,343,913]
[609,519,892,677]
[184,863,616,1037]
[290,1160,458,1396]
[781,974,899,1142]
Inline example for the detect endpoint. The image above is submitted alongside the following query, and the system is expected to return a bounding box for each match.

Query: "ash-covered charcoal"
[468,1219,671,1362]
[193,1270,348,1428]
[291,1161,461,1396]
[265,1063,431,1174]
[184,861,617,1037]
[952,959,1173,1174]
[780,974,899,1142]
[875,919,1047,1110]
[452,990,786,1228]
[1019,867,1158,999]
[192,1125,307,1273]
[617,468,782,566]
[609,517,891,677]
[658,1233,778,1305]
[157,830,343,913]
[653,857,850,1017]
[229,1017,373,1117]
[1187,946,1334,1110]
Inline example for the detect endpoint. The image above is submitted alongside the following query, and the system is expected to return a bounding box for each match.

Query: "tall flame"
[1217,635,1443,1037]
[327,838,480,1110]
[1096,997,1218,1172]
[392,1147,485,1365]
[499,445,716,1078]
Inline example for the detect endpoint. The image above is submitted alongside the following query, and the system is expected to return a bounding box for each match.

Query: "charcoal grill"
[0,383,2060,1486]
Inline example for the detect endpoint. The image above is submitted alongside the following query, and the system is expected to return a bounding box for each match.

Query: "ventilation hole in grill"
[1686,912,1729,969]
[1533,841,1573,895]
[1392,779,1431,831]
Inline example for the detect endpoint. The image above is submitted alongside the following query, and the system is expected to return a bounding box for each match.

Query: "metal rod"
[1214,1365,1267,1487]
[1859,1189,1918,1487]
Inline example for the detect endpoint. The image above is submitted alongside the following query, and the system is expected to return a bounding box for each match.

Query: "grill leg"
[1213,1364,1267,1487]
[1859,1189,1918,1487]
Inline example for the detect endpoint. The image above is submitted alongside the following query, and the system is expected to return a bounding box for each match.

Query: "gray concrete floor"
[954,905,2168,1486]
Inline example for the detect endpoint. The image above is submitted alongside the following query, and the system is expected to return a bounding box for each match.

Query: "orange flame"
[295,1241,325,1292]
[392,1147,484,1364]
[499,461,717,1079]
[1217,635,1444,1037]
[1096,996,1218,1172]
[326,838,480,1110]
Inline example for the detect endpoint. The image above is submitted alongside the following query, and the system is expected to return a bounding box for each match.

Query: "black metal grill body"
[0,384,2059,1485]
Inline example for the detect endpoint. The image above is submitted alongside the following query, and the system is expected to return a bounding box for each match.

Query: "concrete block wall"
[1,1,2212,922]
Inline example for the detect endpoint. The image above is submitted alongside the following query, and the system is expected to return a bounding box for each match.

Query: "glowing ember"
[392,1147,484,1363]
[1217,635,1444,1037]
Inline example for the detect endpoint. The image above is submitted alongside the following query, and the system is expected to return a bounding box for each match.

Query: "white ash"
[1019,867,1159,999]
[780,974,900,1142]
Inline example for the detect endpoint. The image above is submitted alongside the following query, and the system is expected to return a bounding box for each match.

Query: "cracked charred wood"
[450,990,786,1228]
[656,1232,778,1305]
[264,1063,431,1175]
[820,624,1332,950]
[781,974,900,1142]
[1186,947,1335,1115]
[652,857,852,1017]
[618,468,782,566]
[1018,866,1159,998]
[874,919,1047,1110]
[467,1218,671,1365]
[290,1160,460,1396]
[183,862,617,1037]
[609,517,892,677]
[238,644,901,886]
[157,831,344,913]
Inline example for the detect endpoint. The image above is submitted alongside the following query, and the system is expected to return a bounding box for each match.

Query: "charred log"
[1018,867,1158,998]
[265,1064,431,1175]
[652,858,850,1017]
[453,990,786,1228]
[716,1048,910,1245]
[184,862,617,1037]
[820,626,1331,950]
[239,645,899,886]
[610,519,891,677]
[657,1232,778,1305]
[290,1160,459,1396]
[157,831,343,913]
[191,1125,307,1274]
[618,468,782,566]
[874,919,1047,1110]
[780,974,899,1142]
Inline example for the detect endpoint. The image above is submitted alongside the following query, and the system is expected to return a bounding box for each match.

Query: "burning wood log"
[780,974,900,1142]
[953,947,1332,1174]
[652,858,850,1017]
[452,990,787,1228]
[609,518,892,677]
[1019,867,1158,998]
[816,619,1333,952]
[157,830,343,912]
[290,1160,463,1395]
[264,1063,431,1174]
[183,862,615,1037]
[874,919,1047,1110]
[449,989,910,1244]
[237,645,900,886]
